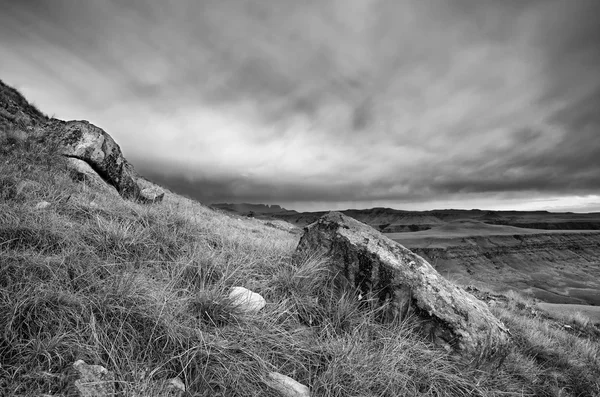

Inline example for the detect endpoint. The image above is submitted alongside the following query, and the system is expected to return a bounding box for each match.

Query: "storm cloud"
[1,0,599,211]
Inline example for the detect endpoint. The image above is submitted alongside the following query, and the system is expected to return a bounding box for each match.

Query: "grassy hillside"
[1,90,600,395]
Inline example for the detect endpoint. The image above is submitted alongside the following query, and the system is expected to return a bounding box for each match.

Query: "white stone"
[35,201,50,209]
[72,359,115,397]
[266,372,310,397]
[167,377,186,392]
[229,287,266,313]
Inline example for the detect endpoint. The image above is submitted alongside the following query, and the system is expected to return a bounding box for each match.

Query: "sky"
[1,0,600,212]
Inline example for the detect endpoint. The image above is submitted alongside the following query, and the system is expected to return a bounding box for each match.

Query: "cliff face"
[393,232,600,306]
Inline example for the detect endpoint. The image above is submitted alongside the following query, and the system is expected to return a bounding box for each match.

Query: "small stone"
[266,372,310,397]
[139,186,165,204]
[167,377,186,392]
[229,286,266,313]
[71,359,115,397]
[35,201,50,209]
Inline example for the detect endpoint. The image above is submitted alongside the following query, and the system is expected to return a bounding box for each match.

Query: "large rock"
[296,212,510,357]
[48,120,140,200]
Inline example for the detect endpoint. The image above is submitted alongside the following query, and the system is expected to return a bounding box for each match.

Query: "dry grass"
[1,130,600,396]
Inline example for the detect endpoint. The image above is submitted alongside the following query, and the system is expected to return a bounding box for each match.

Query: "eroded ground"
[390,220,600,308]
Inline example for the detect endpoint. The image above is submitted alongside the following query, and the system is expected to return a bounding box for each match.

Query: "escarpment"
[296,212,510,357]
[395,232,600,305]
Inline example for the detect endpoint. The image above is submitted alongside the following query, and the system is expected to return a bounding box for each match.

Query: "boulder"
[69,359,115,397]
[295,212,510,357]
[266,372,310,397]
[229,287,266,314]
[48,120,140,200]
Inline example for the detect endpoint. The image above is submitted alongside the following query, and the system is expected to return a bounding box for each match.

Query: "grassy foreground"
[1,120,600,396]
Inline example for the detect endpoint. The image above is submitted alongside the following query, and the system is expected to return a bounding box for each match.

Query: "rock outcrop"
[2,79,164,204]
[296,212,510,357]
[47,120,140,199]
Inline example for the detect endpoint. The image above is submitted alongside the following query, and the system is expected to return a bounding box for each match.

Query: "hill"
[1,78,600,396]
[227,205,600,232]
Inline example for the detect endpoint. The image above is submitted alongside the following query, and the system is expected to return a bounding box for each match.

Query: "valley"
[390,221,600,306]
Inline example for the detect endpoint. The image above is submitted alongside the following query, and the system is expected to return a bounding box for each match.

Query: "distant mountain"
[212,203,600,232]
[211,202,296,215]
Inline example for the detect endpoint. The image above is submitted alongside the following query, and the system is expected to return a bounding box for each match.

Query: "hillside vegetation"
[1,82,600,396]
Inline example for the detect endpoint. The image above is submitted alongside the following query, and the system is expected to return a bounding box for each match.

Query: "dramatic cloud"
[1,0,599,211]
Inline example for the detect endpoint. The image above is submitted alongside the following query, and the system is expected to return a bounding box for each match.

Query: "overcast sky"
[1,0,599,212]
